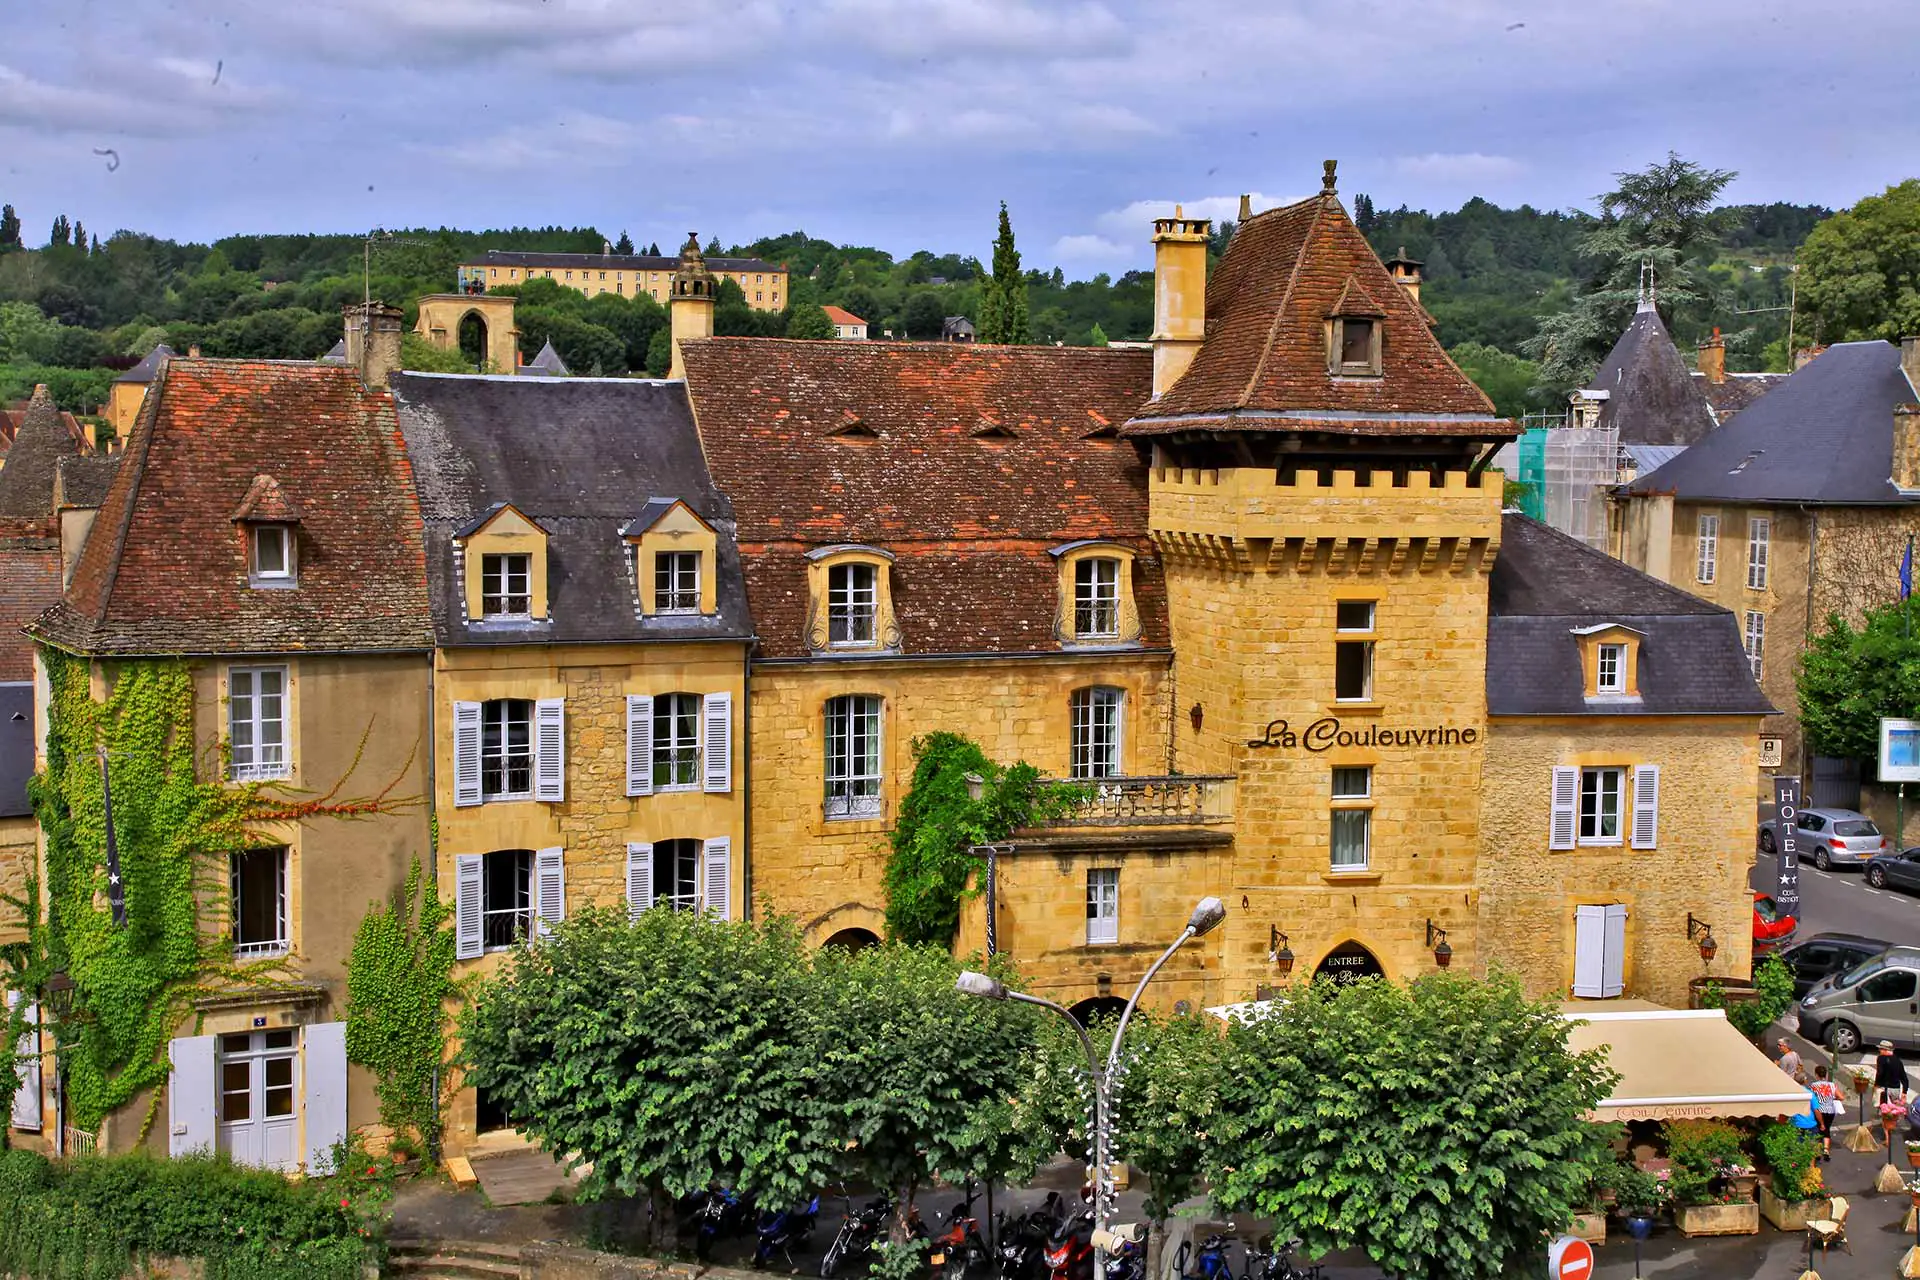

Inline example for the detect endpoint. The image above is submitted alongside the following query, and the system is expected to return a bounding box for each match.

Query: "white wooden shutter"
[535,698,566,802]
[703,692,732,794]
[8,995,40,1131]
[1549,766,1579,850]
[626,842,654,921]
[626,695,653,797]
[703,837,732,920]
[455,854,484,960]
[302,1021,348,1174]
[1630,764,1660,849]
[1601,904,1629,998]
[453,701,483,807]
[534,846,565,936]
[1571,905,1606,998]
[167,1034,218,1156]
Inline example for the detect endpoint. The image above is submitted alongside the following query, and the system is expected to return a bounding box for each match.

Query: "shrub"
[1664,1119,1748,1206]
[1758,1121,1821,1201]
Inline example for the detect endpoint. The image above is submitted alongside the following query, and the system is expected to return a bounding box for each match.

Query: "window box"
[1673,1202,1759,1237]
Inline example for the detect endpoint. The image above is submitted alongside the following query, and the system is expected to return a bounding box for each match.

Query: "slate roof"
[518,339,569,377]
[1623,341,1920,505]
[31,359,433,655]
[55,455,120,509]
[2,406,88,454]
[0,683,32,818]
[318,338,347,363]
[1486,514,1775,716]
[469,249,782,275]
[679,337,1168,661]
[388,373,752,647]
[1583,305,1718,446]
[0,384,83,518]
[1124,190,1505,438]
[1696,371,1787,422]
[114,343,176,385]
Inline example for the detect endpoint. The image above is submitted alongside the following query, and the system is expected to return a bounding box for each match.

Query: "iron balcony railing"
[1033,774,1235,827]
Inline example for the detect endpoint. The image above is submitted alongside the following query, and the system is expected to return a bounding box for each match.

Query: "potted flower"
[1666,1120,1760,1236]
[1757,1121,1830,1232]
[1610,1164,1665,1241]
[1906,1139,1920,1170]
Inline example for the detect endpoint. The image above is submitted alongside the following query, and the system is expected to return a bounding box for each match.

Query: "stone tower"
[668,232,717,380]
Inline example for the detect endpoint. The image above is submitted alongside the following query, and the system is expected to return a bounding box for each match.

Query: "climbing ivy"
[882,733,1085,947]
[343,860,457,1156]
[0,877,49,1143]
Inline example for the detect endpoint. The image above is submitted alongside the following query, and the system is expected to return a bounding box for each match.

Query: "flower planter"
[1907,1146,1920,1170]
[1674,1202,1760,1236]
[1728,1173,1759,1200]
[1758,1185,1831,1232]
[1569,1211,1606,1245]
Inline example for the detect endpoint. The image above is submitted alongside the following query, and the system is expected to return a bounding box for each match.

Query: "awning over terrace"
[1562,1002,1811,1122]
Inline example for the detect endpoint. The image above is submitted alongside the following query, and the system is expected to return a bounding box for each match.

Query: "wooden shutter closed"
[1601,904,1628,998]
[302,1021,348,1174]
[626,695,653,797]
[1630,765,1660,849]
[534,698,566,802]
[453,701,483,808]
[1571,905,1607,998]
[703,692,732,793]
[703,837,731,920]
[167,1034,218,1157]
[1549,766,1579,850]
[534,846,566,936]
[7,995,39,1131]
[454,854,484,960]
[626,842,653,921]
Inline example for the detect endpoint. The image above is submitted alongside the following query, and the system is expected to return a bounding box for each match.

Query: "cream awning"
[1563,1002,1811,1122]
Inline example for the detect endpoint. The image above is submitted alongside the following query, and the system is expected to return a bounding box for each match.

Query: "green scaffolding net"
[1513,428,1547,520]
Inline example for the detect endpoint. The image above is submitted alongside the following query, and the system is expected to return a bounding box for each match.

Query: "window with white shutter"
[534,698,565,802]
[1548,766,1578,850]
[1696,514,1718,583]
[534,846,565,936]
[1630,764,1660,849]
[1601,904,1628,997]
[301,1021,347,1175]
[703,836,732,919]
[703,692,732,793]
[453,701,483,807]
[626,842,653,921]
[454,854,484,959]
[167,1034,218,1156]
[1572,903,1628,998]
[626,695,653,797]
[1747,516,1770,589]
[8,994,40,1130]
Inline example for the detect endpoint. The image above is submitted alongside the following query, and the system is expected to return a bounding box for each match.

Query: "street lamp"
[1686,913,1718,966]
[957,894,1225,1278]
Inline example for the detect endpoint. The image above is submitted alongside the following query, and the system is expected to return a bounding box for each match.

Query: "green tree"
[1797,598,1920,760]
[343,861,458,1156]
[1797,180,1920,342]
[1447,341,1541,419]
[902,290,947,340]
[0,205,20,251]
[1209,973,1616,1280]
[1087,322,1109,347]
[70,221,85,254]
[399,331,472,373]
[48,215,69,249]
[459,907,842,1246]
[1527,153,1737,393]
[646,327,673,377]
[978,203,1029,344]
[784,302,837,340]
[615,231,635,255]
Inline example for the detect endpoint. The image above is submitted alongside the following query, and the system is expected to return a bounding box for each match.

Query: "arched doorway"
[1067,996,1128,1028]
[1312,940,1386,987]
[821,927,880,952]
[457,311,489,367]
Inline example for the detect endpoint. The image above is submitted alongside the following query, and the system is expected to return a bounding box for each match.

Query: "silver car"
[1760,806,1890,870]
[1798,945,1916,1053]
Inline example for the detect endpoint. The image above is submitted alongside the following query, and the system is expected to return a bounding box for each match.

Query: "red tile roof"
[0,538,61,680]
[32,359,432,655]
[821,305,866,327]
[1125,192,1507,437]
[680,338,1167,660]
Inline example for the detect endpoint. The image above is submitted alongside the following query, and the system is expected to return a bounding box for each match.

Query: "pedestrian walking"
[1777,1037,1806,1083]
[1877,1040,1910,1103]
[1809,1064,1841,1161]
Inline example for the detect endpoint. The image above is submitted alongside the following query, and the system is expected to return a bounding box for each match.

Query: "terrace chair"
[1806,1195,1851,1262]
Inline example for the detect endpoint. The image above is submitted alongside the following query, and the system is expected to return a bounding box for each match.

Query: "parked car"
[1797,945,1920,1053]
[1774,933,1891,997]
[1760,806,1890,870]
[1752,893,1797,954]
[1866,846,1920,893]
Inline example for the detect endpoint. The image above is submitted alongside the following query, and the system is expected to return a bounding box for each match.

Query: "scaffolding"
[1542,425,1620,551]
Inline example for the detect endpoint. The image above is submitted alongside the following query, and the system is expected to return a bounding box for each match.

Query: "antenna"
[362,228,433,310]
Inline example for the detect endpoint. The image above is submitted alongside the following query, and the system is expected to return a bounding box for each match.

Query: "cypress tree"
[981,202,1029,344]
[615,231,635,254]
[0,204,20,250]
[49,214,70,247]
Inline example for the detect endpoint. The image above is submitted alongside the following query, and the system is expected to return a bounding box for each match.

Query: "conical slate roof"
[0,384,82,517]
[114,343,176,385]
[1584,304,1717,446]
[518,339,570,377]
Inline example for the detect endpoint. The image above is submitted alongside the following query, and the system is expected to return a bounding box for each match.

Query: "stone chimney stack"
[1238,193,1253,223]
[1894,404,1920,493]
[1697,327,1726,384]
[668,231,716,380]
[1903,336,1920,395]
[1149,205,1211,399]
[342,301,404,390]
[187,343,202,359]
[1384,246,1424,307]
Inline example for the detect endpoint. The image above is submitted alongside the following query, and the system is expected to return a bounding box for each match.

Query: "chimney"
[1697,327,1726,385]
[668,231,716,380]
[1895,404,1920,493]
[341,301,404,390]
[1237,193,1252,223]
[1903,336,1920,394]
[1384,246,1424,307]
[187,343,202,359]
[1149,205,1211,399]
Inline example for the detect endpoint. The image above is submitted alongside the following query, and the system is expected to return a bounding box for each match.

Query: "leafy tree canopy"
[1798,179,1920,343]
[784,302,837,340]
[1797,596,1920,760]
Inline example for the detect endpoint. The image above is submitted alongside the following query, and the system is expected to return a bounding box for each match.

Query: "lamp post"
[957,895,1225,1278]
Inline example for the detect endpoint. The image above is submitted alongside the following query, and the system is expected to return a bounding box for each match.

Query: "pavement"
[1753,844,1920,946]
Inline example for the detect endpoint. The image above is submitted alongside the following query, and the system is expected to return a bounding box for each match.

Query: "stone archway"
[1311,939,1387,987]
[821,927,880,952]
[457,310,489,366]
[1066,996,1129,1027]
[415,293,518,372]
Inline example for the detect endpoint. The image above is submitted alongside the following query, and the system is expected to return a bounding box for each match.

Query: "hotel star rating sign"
[1547,1236,1593,1280]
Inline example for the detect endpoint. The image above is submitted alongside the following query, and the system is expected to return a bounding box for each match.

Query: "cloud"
[1052,234,1130,260]
[1091,192,1306,244]
[428,111,650,171]
[1394,152,1526,181]
[821,0,1131,62]
[0,59,274,138]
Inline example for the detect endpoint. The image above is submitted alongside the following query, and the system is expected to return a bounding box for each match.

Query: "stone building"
[457,246,787,311]
[1615,339,1920,801]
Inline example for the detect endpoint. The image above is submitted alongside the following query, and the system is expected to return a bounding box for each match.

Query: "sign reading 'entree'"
[1246,717,1479,751]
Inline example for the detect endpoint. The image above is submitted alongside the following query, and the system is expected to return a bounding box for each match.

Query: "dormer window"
[250,525,294,585]
[655,551,701,614]
[625,499,718,620]
[829,562,878,645]
[1326,276,1386,377]
[805,546,897,654]
[1596,643,1626,693]
[481,553,532,618]
[1573,623,1645,700]
[1340,318,1375,367]
[1052,542,1139,647]
[1074,558,1120,638]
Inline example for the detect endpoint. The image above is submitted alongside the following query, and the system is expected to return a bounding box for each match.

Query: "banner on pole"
[1772,775,1801,920]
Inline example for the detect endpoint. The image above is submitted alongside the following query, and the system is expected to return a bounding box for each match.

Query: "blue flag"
[1904,537,1914,600]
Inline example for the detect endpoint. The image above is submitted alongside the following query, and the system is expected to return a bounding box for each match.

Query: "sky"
[4,0,1918,278]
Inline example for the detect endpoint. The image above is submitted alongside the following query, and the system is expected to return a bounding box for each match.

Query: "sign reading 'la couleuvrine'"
[1246,717,1479,751]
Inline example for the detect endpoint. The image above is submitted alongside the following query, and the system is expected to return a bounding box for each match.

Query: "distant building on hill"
[942,316,976,343]
[456,246,788,312]
[821,306,868,341]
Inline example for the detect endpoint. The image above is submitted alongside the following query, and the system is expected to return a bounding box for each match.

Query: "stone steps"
[388,1237,522,1280]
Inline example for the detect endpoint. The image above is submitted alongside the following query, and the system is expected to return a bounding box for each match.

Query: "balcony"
[1032,775,1235,828]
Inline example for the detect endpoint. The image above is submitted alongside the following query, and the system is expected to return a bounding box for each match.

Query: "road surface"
[1753,847,1920,951]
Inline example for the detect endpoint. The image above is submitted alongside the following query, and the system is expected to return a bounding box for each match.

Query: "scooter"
[995,1199,1060,1280]
[686,1185,753,1263]
[1242,1236,1322,1280]
[1171,1232,1236,1280]
[819,1191,892,1278]
[1041,1204,1094,1280]
[754,1194,821,1270]
[928,1183,988,1280]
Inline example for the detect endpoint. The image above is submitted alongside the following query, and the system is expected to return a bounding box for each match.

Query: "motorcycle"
[1097,1223,1146,1280]
[684,1185,753,1263]
[1171,1232,1236,1280]
[1041,1203,1094,1280]
[995,1198,1061,1280]
[754,1194,821,1270]
[1242,1236,1322,1280]
[819,1191,893,1278]
[927,1183,988,1280]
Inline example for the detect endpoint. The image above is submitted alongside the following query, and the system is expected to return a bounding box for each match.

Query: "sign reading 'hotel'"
[1246,717,1480,751]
